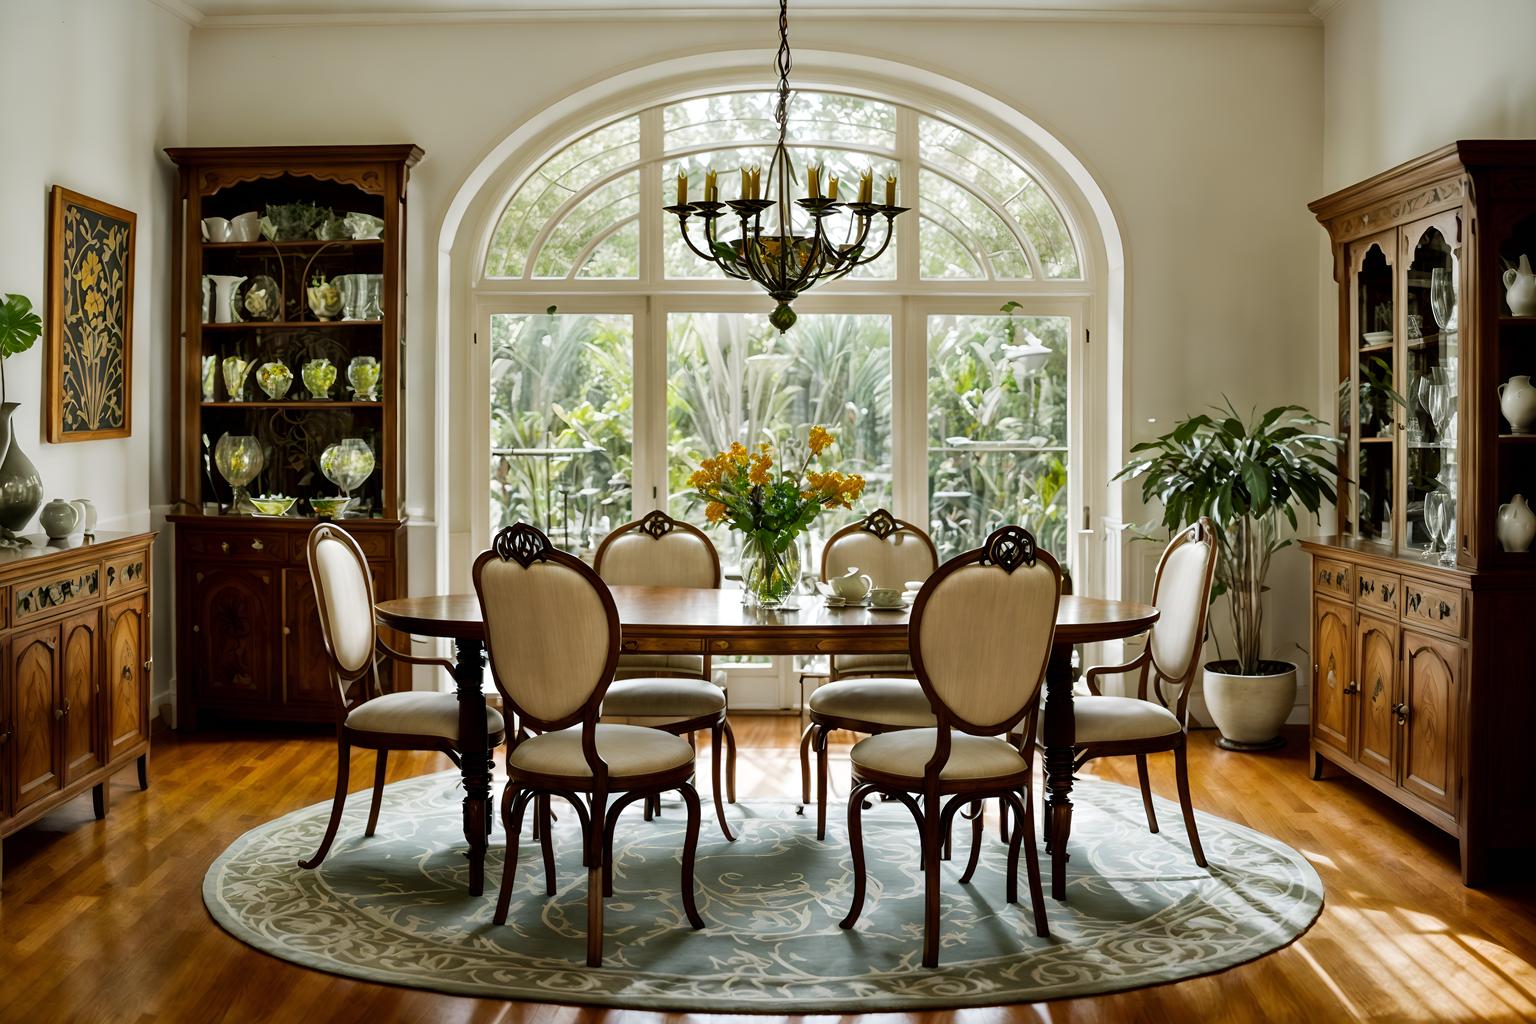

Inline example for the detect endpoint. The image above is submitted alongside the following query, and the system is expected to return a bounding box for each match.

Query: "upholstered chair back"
[306,524,378,707]
[595,510,721,589]
[910,525,1061,734]
[821,509,938,589]
[1144,519,1218,717]
[474,523,619,730]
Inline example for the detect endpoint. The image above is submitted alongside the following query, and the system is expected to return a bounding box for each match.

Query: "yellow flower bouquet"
[689,426,865,607]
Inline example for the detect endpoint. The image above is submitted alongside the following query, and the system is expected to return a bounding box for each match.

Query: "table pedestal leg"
[454,638,491,897]
[1042,642,1075,900]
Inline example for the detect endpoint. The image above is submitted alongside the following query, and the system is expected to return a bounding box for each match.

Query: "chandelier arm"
[855,215,899,265]
[676,215,726,266]
[699,215,750,280]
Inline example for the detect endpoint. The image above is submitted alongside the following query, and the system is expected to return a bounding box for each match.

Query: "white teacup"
[230,211,261,242]
[904,579,925,592]
[202,217,232,242]
[829,568,872,601]
[870,587,904,607]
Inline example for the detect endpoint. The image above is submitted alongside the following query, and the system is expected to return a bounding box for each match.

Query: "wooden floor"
[1,715,1534,1023]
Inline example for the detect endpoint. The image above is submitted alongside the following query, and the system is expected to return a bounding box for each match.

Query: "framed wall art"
[46,185,136,442]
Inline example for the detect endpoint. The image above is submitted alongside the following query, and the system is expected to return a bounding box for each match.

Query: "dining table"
[375,585,1159,900]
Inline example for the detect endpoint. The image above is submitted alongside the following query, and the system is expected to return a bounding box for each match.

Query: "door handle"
[1392,702,1408,725]
[1342,680,1360,695]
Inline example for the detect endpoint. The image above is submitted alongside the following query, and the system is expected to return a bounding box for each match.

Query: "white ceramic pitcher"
[1499,375,1536,434]
[1496,494,1536,553]
[829,567,872,601]
[1504,254,1536,317]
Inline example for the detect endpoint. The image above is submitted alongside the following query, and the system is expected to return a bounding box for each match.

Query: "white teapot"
[829,567,873,601]
[1504,254,1536,317]
[1499,375,1536,434]
[1497,494,1536,553]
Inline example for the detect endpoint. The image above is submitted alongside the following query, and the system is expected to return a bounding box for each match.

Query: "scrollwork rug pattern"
[204,771,1321,1011]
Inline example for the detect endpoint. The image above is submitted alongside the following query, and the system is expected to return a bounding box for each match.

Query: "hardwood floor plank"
[0,718,1532,1023]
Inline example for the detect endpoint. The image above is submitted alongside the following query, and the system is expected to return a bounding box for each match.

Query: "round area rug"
[204,770,1322,1011]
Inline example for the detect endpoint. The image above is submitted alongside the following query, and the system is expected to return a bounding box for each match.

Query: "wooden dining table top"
[376,585,1159,648]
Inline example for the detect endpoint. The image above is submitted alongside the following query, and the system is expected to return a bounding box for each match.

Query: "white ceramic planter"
[1202,660,1296,751]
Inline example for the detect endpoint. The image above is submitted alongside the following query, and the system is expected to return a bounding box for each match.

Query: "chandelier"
[664,0,908,333]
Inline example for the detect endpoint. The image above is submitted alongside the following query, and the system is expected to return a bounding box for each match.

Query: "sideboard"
[0,531,155,885]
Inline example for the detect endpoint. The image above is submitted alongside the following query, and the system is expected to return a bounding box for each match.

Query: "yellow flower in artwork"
[705,501,728,524]
[808,425,834,456]
[82,288,105,319]
[76,250,104,290]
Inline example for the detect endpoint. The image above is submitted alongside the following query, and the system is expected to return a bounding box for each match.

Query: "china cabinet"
[1306,141,1536,885]
[0,532,154,885]
[164,146,422,727]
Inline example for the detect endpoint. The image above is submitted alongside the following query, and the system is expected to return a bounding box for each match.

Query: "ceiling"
[159,0,1327,28]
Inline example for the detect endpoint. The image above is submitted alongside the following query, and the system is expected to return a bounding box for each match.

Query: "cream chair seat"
[808,678,936,729]
[803,509,941,839]
[508,724,694,780]
[1072,696,1182,744]
[850,730,1028,783]
[594,510,737,841]
[346,691,504,741]
[602,677,726,719]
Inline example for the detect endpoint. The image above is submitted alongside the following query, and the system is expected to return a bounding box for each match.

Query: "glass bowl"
[249,494,297,516]
[309,496,354,518]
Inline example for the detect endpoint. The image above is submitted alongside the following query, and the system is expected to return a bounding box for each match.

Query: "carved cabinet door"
[1400,629,1460,816]
[1312,596,1354,760]
[189,565,277,706]
[0,639,9,817]
[58,608,102,786]
[12,623,61,812]
[1354,612,1399,786]
[280,569,337,710]
[106,594,149,763]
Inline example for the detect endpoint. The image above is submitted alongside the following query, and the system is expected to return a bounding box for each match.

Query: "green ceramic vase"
[0,403,45,539]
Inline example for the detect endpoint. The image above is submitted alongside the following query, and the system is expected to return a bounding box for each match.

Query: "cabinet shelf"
[1358,341,1395,355]
[200,239,384,252]
[1497,433,1536,442]
[200,401,383,410]
[199,320,383,330]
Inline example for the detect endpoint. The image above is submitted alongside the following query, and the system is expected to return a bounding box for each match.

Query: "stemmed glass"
[1436,494,1458,566]
[1431,265,1458,333]
[1427,383,1456,446]
[1422,491,1445,556]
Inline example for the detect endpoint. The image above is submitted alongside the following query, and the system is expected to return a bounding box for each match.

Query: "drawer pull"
[221,541,230,554]
[55,700,70,720]
[1342,680,1359,695]
[122,665,133,681]
[251,538,265,551]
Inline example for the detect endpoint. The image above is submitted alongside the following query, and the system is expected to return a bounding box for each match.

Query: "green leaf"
[0,294,42,359]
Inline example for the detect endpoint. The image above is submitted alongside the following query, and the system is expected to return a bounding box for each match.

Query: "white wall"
[1321,0,1536,192]
[0,0,188,707]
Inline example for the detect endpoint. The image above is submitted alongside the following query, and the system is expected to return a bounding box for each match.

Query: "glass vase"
[740,532,802,609]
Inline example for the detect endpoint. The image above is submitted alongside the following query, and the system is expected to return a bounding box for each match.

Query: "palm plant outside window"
[481,88,1086,568]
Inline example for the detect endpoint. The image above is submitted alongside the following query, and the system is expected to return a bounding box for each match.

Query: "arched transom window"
[476,87,1088,580]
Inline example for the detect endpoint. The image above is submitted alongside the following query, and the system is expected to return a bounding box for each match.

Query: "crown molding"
[1308,0,1345,19]
[190,6,1323,30]
[144,0,205,26]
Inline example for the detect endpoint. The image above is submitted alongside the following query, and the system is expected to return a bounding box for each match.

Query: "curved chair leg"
[492,786,530,926]
[1174,741,1208,868]
[724,719,738,803]
[959,800,984,884]
[921,793,942,968]
[586,793,608,967]
[365,749,388,838]
[299,740,351,869]
[538,795,557,896]
[815,727,831,841]
[1005,793,1024,906]
[1020,785,1049,937]
[998,796,1011,844]
[838,782,875,929]
[710,722,737,841]
[797,722,815,812]
[1136,754,1159,834]
[678,782,706,929]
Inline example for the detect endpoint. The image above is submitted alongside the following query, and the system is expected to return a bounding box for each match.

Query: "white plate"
[869,603,907,612]
[1362,330,1392,345]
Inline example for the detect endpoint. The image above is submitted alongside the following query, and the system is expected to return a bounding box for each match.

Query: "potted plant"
[1117,401,1340,750]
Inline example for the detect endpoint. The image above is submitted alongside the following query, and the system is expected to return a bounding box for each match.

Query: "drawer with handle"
[181,530,286,561]
[1401,576,1463,637]
[1356,568,1401,616]
[1313,558,1353,599]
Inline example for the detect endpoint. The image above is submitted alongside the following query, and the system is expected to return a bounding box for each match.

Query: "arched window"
[476,87,1087,569]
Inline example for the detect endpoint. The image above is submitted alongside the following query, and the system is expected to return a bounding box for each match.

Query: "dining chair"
[300,523,507,870]
[475,522,705,967]
[1070,518,1217,868]
[800,508,940,839]
[838,525,1060,967]
[593,509,737,841]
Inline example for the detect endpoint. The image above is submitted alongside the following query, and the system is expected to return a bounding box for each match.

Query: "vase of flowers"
[689,426,865,608]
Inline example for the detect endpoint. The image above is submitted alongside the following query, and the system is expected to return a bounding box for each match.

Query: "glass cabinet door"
[1351,236,1396,543]
[1401,215,1460,564]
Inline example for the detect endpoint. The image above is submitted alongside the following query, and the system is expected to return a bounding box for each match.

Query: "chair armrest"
[377,640,456,676]
[1082,648,1150,696]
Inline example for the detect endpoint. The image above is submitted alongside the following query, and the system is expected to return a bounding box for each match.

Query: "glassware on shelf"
[201,355,219,402]
[1437,494,1458,566]
[363,275,384,320]
[255,361,293,400]
[205,275,246,324]
[221,355,253,401]
[320,438,375,496]
[1423,491,1446,557]
[1431,265,1458,332]
[347,356,380,401]
[306,277,343,320]
[1427,382,1455,445]
[238,275,282,322]
[335,274,368,320]
[214,434,265,514]
[302,358,337,400]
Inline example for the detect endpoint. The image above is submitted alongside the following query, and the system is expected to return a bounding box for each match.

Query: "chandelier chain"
[774,0,792,147]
